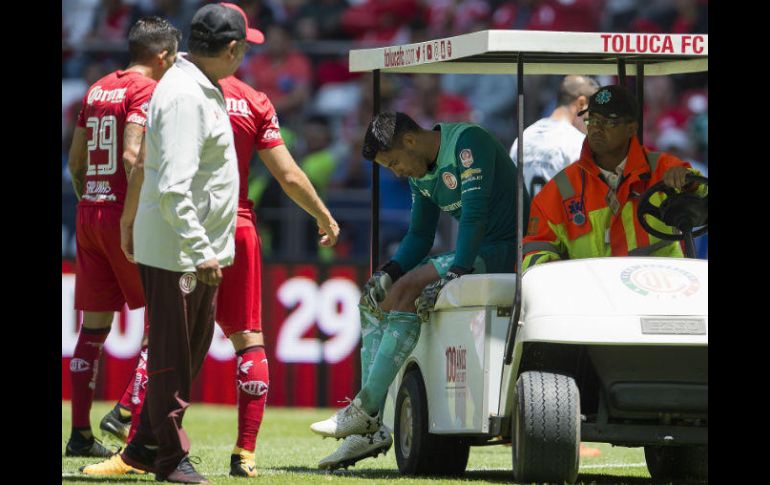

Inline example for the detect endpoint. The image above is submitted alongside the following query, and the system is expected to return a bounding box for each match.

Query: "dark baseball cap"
[578,85,639,120]
[190,2,264,45]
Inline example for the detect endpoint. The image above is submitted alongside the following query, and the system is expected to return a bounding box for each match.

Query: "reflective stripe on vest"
[523,241,561,255]
[628,239,674,256]
[646,151,660,173]
[553,170,574,201]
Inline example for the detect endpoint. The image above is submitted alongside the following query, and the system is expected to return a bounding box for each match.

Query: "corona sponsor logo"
[87,86,128,105]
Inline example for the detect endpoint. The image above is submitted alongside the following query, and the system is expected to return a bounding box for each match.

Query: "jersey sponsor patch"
[442,172,458,189]
[87,86,128,105]
[461,168,482,180]
[126,113,146,125]
[179,273,197,294]
[262,129,282,141]
[440,200,462,211]
[459,148,474,167]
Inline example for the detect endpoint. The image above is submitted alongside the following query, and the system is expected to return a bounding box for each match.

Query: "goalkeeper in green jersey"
[310,111,529,470]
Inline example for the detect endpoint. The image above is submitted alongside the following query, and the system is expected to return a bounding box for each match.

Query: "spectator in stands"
[87,0,141,44]
[395,74,472,128]
[424,0,490,38]
[137,0,197,47]
[643,76,689,148]
[238,0,287,33]
[293,0,349,41]
[340,0,422,44]
[239,22,312,127]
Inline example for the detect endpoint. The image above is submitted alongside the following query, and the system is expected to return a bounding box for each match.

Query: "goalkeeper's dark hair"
[362,112,421,161]
[128,17,181,63]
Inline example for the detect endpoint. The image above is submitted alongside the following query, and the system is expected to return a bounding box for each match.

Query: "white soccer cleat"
[318,425,393,470]
[310,398,380,439]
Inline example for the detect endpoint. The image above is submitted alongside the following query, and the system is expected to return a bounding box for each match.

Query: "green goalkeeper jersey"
[392,122,529,272]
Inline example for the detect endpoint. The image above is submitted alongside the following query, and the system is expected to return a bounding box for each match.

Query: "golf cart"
[349,30,708,483]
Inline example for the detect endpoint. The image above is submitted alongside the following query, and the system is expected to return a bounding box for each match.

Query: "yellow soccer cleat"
[230,447,257,477]
[79,454,147,475]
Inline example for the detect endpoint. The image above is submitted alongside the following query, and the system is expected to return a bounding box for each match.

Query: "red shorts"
[74,204,145,311]
[216,209,262,336]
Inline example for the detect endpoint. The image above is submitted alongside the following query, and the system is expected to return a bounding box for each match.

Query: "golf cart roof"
[349,30,708,76]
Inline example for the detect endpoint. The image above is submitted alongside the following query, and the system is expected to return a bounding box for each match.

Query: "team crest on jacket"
[443,172,458,189]
[459,149,474,168]
[564,198,586,225]
[179,273,197,294]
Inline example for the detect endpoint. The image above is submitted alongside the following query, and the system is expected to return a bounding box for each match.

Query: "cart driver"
[522,85,706,270]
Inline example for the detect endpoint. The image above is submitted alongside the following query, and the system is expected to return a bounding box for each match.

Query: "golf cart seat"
[434,273,518,310]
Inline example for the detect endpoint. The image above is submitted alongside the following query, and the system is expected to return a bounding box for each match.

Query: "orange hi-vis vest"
[522,135,700,270]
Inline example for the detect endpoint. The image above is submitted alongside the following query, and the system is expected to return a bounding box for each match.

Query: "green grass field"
[63,401,653,484]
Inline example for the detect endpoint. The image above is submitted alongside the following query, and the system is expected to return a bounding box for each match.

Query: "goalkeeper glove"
[360,260,404,316]
[415,266,469,323]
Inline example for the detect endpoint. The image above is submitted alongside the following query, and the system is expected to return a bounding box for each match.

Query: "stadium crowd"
[62,0,708,263]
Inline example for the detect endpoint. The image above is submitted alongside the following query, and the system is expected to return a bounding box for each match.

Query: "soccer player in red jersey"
[65,17,180,458]
[216,73,340,476]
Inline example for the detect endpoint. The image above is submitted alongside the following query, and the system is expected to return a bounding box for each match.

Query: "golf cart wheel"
[645,445,708,480]
[512,371,580,484]
[394,369,470,476]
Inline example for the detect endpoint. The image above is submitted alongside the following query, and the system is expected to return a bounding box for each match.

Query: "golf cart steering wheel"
[637,173,708,241]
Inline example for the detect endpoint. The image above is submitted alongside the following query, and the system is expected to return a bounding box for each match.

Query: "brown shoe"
[156,456,209,484]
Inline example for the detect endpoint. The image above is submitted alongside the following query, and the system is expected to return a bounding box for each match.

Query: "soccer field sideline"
[63,401,653,484]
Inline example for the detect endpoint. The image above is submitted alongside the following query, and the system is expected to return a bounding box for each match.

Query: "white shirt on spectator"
[510,118,585,197]
[134,53,239,272]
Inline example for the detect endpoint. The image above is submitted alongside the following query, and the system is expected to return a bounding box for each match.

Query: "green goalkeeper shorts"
[424,241,517,277]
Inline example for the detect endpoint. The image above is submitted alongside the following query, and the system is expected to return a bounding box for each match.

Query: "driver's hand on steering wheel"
[663,166,695,191]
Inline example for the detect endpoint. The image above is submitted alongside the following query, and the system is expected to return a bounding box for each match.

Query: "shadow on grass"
[272,467,701,484]
[61,476,147,483]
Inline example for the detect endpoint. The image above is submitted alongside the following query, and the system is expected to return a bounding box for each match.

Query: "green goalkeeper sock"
[359,304,388,417]
[359,304,386,384]
[357,311,421,415]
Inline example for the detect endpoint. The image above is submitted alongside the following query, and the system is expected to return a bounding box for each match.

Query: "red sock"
[117,370,135,411]
[235,346,269,452]
[127,346,148,443]
[71,327,110,429]
[117,313,148,412]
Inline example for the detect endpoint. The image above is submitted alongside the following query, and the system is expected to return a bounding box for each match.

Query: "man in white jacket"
[114,4,261,483]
